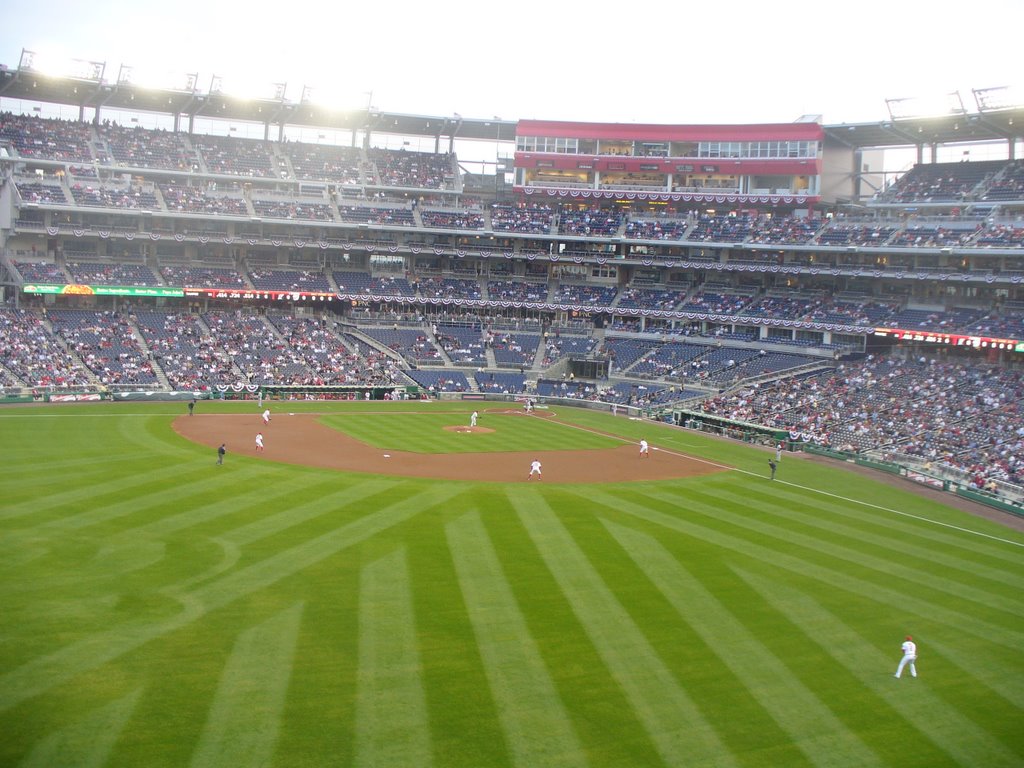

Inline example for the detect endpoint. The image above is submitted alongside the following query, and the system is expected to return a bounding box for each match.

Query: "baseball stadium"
[1,50,1023,768]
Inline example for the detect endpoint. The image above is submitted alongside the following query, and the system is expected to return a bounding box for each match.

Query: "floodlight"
[118,64,197,93]
[19,49,104,81]
[885,92,966,120]
[298,84,371,111]
[973,86,1024,112]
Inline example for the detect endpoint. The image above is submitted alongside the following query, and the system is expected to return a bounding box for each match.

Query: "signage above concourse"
[183,288,337,301]
[874,327,1022,352]
[22,283,184,297]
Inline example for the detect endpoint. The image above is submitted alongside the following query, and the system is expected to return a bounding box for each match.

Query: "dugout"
[257,384,421,401]
[672,409,789,447]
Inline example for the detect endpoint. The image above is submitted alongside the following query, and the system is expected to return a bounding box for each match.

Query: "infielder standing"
[262,408,271,425]
[255,432,265,452]
[640,439,649,458]
[528,459,542,480]
[470,410,478,427]
[894,635,917,678]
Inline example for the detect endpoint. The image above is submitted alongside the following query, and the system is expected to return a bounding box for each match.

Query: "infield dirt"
[173,409,726,484]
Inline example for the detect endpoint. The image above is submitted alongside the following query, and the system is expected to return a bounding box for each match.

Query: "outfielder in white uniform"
[640,439,649,458]
[255,432,265,452]
[528,460,542,480]
[894,635,917,678]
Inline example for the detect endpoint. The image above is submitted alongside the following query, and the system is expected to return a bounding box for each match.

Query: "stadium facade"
[1,59,1023,501]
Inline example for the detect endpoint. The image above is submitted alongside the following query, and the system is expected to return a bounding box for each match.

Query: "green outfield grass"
[1,400,1022,768]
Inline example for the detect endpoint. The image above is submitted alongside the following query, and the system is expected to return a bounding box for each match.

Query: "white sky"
[0,0,1019,169]
[1,0,1018,123]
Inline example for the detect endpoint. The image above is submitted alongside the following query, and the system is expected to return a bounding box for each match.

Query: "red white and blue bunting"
[520,185,814,206]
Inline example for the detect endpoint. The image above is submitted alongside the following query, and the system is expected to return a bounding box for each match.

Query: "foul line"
[544,414,1024,549]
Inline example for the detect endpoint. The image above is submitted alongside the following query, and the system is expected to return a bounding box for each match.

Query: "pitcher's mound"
[445,425,496,434]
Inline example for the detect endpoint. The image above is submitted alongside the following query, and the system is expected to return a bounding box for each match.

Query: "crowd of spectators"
[552,283,618,306]
[699,355,1024,490]
[361,327,442,363]
[0,113,96,163]
[0,308,93,387]
[285,143,362,185]
[624,218,689,240]
[680,290,753,314]
[99,124,195,171]
[14,259,67,283]
[65,261,160,286]
[249,269,333,293]
[490,203,554,234]
[487,279,549,303]
[15,180,69,204]
[686,213,756,242]
[616,287,686,311]
[888,225,978,248]
[369,149,453,189]
[48,308,158,385]
[980,161,1024,202]
[338,205,416,226]
[160,183,250,216]
[158,265,246,289]
[815,221,898,247]
[417,277,482,299]
[419,210,485,229]
[746,215,822,245]
[268,315,402,386]
[251,198,335,221]
[69,183,159,210]
[559,206,623,236]
[884,161,1004,203]
[201,310,310,384]
[191,135,276,178]
[133,310,234,389]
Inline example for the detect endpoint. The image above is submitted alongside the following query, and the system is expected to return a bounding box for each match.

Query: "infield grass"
[1,400,1022,768]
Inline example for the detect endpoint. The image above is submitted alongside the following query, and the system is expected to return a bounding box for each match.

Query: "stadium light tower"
[885,91,966,120]
[19,48,105,82]
[117,64,198,93]
[972,86,1024,112]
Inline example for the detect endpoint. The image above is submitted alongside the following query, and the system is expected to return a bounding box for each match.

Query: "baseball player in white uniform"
[470,410,478,427]
[528,460,542,480]
[894,635,917,678]
[255,432,265,452]
[262,408,271,425]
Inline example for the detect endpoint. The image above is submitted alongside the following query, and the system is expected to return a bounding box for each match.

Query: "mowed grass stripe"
[16,688,142,768]
[0,484,460,712]
[0,461,216,523]
[508,489,738,768]
[925,636,1024,710]
[735,567,1024,767]
[26,466,272,534]
[189,602,303,768]
[164,479,405,596]
[0,474,341,600]
[604,519,883,768]
[355,548,432,768]
[733,482,1024,575]
[446,511,586,768]
[588,486,1024,650]
[683,485,1024,617]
